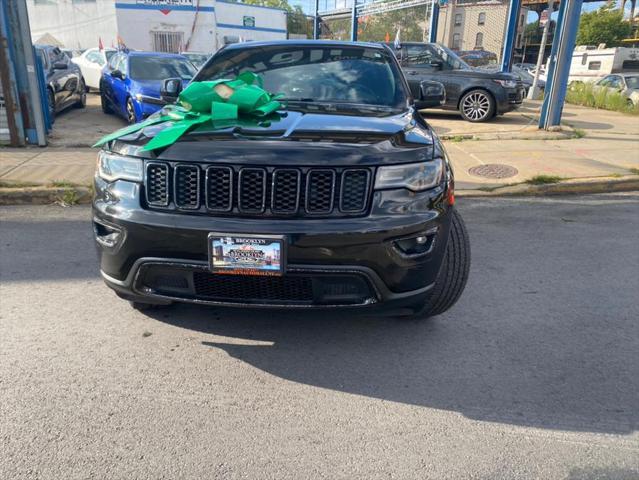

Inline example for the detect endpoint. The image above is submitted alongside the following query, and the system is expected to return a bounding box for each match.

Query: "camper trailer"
[568,46,639,83]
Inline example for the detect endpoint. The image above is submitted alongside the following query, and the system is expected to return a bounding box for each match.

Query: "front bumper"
[496,86,526,114]
[93,177,453,309]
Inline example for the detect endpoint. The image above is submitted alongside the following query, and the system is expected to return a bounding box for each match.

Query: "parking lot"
[2,194,638,479]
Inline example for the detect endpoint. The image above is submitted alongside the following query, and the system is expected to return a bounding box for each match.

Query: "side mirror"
[53,62,68,70]
[110,69,125,80]
[414,80,446,110]
[161,77,182,102]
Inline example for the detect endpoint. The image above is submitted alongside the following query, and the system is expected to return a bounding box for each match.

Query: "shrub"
[565,82,639,115]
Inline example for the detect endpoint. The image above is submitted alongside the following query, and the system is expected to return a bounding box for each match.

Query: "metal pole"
[429,0,440,43]
[314,0,320,40]
[350,0,358,41]
[9,0,47,145]
[539,0,583,129]
[527,0,553,99]
[500,0,523,72]
[0,0,25,146]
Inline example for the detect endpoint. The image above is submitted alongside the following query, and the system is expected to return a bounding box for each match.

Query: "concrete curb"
[457,175,639,197]
[0,186,92,205]
[1,176,637,205]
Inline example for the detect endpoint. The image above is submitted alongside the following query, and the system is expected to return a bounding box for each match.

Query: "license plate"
[208,234,286,276]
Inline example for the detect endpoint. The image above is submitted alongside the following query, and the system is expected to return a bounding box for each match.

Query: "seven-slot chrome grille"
[144,162,372,217]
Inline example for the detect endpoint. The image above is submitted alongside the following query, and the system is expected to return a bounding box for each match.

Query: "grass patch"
[526,175,564,185]
[50,180,77,188]
[573,128,586,138]
[565,82,639,115]
[629,168,639,175]
[0,180,41,188]
[55,189,80,206]
[450,135,466,143]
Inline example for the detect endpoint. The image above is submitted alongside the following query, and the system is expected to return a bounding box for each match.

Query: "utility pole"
[528,0,553,99]
[313,0,320,40]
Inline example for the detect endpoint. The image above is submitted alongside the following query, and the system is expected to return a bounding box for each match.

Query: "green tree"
[576,5,632,47]
[236,0,313,37]
[524,19,555,45]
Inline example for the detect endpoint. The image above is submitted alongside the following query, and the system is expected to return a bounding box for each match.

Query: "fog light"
[93,220,123,249]
[393,231,437,257]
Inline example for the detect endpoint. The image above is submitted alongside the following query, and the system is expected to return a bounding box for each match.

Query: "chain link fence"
[318,0,535,66]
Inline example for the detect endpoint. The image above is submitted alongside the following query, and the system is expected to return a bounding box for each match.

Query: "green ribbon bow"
[93,71,282,152]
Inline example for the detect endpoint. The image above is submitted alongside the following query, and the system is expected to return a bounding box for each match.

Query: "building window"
[478,12,486,25]
[475,32,483,48]
[519,13,525,27]
[622,60,639,70]
[455,13,462,27]
[588,61,601,71]
[581,53,588,65]
[452,33,461,50]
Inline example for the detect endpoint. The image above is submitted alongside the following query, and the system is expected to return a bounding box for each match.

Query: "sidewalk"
[1,97,638,194]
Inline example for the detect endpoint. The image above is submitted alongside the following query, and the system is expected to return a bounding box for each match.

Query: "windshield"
[625,76,639,89]
[185,53,209,67]
[105,50,116,62]
[129,56,196,81]
[195,46,408,110]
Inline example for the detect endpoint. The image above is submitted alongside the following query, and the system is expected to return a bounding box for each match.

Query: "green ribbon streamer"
[93,72,282,152]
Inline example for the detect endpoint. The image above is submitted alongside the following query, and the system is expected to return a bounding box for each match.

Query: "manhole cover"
[468,164,519,179]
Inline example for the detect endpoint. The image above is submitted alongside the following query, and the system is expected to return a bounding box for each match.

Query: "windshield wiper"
[280,98,315,102]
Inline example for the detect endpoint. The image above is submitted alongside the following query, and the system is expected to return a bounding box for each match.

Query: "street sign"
[243,16,255,28]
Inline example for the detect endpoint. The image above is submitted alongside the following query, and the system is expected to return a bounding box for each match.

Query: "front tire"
[405,208,471,319]
[126,97,137,124]
[74,79,87,109]
[100,85,113,114]
[46,88,55,124]
[459,89,495,122]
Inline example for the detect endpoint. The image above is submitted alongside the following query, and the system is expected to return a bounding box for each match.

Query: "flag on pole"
[98,37,104,51]
[393,28,401,49]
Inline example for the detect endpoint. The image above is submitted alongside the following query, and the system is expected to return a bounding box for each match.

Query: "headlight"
[374,158,443,192]
[493,79,518,89]
[97,151,143,182]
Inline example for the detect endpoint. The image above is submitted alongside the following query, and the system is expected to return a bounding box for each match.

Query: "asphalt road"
[1,194,638,480]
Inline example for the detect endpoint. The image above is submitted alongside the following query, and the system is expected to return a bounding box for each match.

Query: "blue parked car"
[100,51,196,124]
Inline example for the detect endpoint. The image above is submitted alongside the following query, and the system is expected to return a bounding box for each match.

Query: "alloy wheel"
[126,98,136,124]
[461,92,491,121]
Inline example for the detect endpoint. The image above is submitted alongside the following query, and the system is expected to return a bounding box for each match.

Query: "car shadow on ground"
[146,297,638,436]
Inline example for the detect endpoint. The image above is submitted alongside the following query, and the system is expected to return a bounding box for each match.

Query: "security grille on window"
[454,13,462,26]
[151,31,184,53]
[588,61,601,71]
[478,12,485,25]
[475,32,483,48]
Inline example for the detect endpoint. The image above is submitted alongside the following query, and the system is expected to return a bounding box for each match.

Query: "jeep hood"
[116,109,437,167]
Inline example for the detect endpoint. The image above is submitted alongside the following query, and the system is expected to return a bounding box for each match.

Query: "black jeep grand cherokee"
[93,40,470,318]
